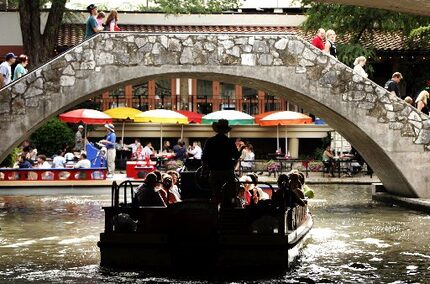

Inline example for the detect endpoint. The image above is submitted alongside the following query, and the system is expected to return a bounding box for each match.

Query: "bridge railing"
[238,159,372,178]
[0,167,107,181]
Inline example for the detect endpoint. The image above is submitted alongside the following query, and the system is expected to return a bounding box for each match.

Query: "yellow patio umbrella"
[134,109,189,152]
[103,107,143,146]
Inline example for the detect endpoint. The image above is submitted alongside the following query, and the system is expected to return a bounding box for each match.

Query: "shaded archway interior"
[8,71,414,197]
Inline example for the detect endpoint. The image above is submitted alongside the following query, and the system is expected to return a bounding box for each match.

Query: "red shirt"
[311,36,325,51]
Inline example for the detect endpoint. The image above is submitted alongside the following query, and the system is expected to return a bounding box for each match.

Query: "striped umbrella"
[202,110,254,125]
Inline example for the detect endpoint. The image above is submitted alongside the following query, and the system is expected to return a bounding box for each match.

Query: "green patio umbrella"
[201,110,255,125]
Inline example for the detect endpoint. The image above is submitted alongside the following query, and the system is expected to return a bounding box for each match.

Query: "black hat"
[5,52,17,61]
[212,119,232,134]
[87,4,97,11]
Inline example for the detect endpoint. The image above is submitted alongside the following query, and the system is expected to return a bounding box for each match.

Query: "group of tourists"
[126,138,202,164]
[0,52,29,87]
[311,28,430,113]
[85,4,120,40]
[134,170,181,207]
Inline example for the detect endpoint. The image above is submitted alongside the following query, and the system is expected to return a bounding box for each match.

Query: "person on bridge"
[311,28,325,51]
[105,10,120,32]
[353,56,368,78]
[415,90,429,114]
[99,123,116,178]
[0,52,17,87]
[85,4,104,40]
[202,119,240,200]
[324,29,337,58]
[12,54,28,81]
[384,72,403,98]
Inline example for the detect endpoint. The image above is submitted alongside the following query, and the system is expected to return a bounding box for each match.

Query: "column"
[124,85,133,107]
[235,84,242,112]
[289,138,299,159]
[192,79,198,112]
[258,90,265,113]
[212,81,220,111]
[102,91,110,110]
[171,79,176,110]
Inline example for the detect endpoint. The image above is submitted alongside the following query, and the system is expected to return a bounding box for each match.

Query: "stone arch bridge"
[1,32,430,198]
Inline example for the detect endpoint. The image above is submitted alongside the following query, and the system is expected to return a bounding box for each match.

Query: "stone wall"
[0,32,429,197]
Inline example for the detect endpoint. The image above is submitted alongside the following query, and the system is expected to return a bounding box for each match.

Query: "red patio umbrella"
[175,110,203,124]
[59,109,112,124]
[59,109,113,149]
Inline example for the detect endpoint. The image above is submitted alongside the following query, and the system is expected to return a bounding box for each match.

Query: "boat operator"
[202,119,240,202]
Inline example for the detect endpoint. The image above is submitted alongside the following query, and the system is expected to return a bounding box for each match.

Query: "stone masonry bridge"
[1,32,430,198]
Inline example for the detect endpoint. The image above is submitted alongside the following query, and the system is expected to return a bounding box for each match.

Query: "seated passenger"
[74,153,91,169]
[74,153,91,179]
[273,172,306,208]
[162,174,181,204]
[135,172,167,207]
[239,176,256,206]
[18,154,32,169]
[247,173,270,201]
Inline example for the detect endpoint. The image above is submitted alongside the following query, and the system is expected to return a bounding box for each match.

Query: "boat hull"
[98,214,313,270]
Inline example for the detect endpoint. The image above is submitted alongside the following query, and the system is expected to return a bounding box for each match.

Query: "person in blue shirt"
[85,4,103,40]
[100,123,116,177]
[18,154,32,169]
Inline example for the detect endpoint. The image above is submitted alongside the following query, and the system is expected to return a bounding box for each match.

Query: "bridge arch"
[1,32,429,198]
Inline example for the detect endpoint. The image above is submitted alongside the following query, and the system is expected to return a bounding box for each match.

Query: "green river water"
[0,184,429,283]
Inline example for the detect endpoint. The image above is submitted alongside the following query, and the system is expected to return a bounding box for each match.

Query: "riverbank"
[0,171,379,188]
[372,188,430,214]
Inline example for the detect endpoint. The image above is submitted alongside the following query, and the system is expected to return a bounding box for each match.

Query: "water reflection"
[0,185,429,283]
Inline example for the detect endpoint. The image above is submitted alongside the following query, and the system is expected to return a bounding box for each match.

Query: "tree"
[300,1,430,67]
[17,0,67,67]
[30,117,75,157]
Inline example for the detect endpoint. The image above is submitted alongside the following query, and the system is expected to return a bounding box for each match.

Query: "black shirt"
[202,134,240,171]
[384,80,400,98]
[328,40,337,58]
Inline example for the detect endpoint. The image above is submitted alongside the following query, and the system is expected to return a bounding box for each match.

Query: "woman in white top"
[353,56,368,78]
[415,90,429,113]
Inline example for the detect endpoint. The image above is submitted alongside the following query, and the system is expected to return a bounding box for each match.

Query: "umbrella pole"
[276,125,279,151]
[181,124,184,140]
[285,126,288,157]
[84,124,87,153]
[121,121,125,148]
[160,123,163,153]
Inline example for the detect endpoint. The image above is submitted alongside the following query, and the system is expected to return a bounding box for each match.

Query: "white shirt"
[38,161,51,169]
[52,155,66,168]
[0,61,12,85]
[64,152,75,161]
[142,146,153,157]
[188,145,202,159]
[74,159,91,169]
[353,64,368,78]
[241,151,255,168]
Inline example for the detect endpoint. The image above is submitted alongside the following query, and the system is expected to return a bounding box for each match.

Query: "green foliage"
[150,0,241,14]
[410,25,430,43]
[337,43,375,72]
[30,118,75,157]
[0,147,21,168]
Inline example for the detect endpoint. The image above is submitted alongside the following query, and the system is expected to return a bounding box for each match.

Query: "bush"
[0,147,21,168]
[30,118,75,157]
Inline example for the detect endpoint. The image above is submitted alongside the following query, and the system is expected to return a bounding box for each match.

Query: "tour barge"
[98,171,313,271]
